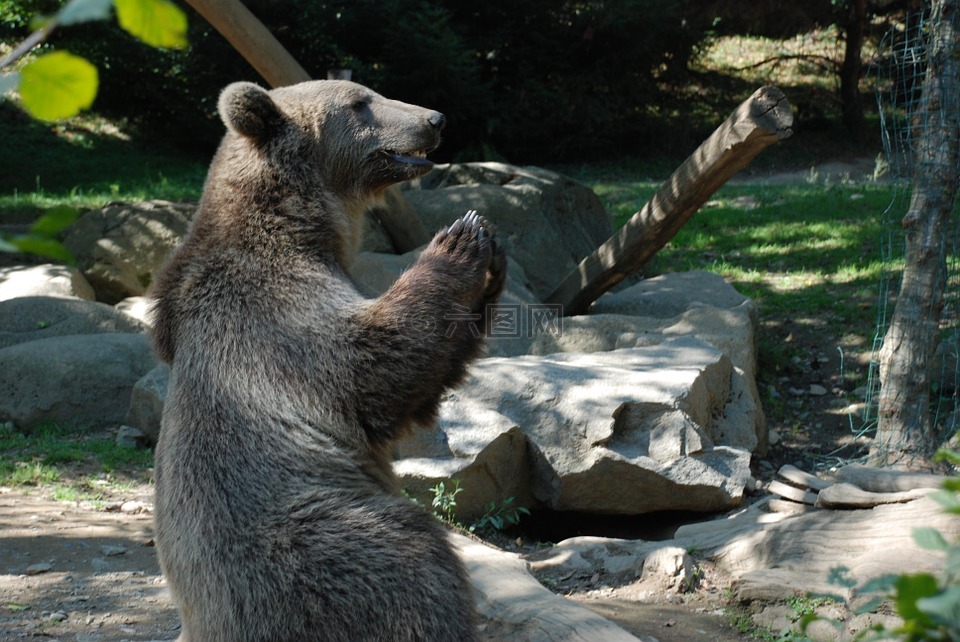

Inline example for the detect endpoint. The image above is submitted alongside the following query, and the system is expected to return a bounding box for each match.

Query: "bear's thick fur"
[149,80,505,642]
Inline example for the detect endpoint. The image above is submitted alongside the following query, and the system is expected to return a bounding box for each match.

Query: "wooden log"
[182,0,310,87]
[777,464,833,491]
[545,86,793,316]
[768,479,818,505]
[816,482,931,509]
[835,463,950,492]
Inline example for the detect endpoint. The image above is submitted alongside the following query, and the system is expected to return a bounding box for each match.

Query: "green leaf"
[58,0,114,25]
[894,573,940,626]
[913,527,950,551]
[853,596,886,615]
[19,52,98,121]
[934,439,960,465]
[947,547,960,577]
[114,0,188,49]
[30,206,80,236]
[10,237,76,264]
[931,489,960,514]
[917,586,960,629]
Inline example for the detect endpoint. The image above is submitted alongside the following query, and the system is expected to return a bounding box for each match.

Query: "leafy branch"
[0,0,188,121]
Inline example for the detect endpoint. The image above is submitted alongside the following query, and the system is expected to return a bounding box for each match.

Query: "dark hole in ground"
[518,508,718,543]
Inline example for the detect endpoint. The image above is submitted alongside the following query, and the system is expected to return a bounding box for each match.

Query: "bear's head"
[216,80,445,199]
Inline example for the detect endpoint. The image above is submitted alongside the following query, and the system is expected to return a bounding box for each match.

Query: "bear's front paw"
[426,211,505,301]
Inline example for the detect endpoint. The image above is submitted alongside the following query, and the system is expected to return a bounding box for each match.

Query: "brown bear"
[149,79,505,642]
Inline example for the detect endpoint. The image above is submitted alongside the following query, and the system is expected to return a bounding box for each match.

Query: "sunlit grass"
[0,103,207,223]
[691,25,877,92]
[0,423,154,499]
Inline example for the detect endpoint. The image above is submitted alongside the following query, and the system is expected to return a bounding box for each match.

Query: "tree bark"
[873,0,960,468]
[545,86,793,316]
[840,0,867,137]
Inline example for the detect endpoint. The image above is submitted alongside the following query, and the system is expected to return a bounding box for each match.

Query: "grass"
[560,159,899,334]
[0,103,207,223]
[0,423,154,503]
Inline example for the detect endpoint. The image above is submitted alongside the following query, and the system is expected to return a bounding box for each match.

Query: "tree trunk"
[545,86,793,316]
[873,0,960,468]
[840,0,866,137]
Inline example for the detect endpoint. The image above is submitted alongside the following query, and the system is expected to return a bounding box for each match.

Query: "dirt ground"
[0,157,889,641]
[0,483,758,642]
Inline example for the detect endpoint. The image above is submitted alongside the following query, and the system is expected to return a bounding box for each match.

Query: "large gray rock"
[0,296,146,349]
[62,200,195,303]
[402,163,611,299]
[0,333,157,431]
[124,364,169,446]
[591,270,759,378]
[0,264,95,301]
[396,337,754,516]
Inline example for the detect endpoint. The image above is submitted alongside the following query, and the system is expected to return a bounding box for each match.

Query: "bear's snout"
[427,111,446,131]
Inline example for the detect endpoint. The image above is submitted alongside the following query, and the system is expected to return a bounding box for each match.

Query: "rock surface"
[397,337,755,518]
[124,364,169,446]
[0,264,95,301]
[0,333,156,431]
[402,162,611,299]
[62,200,195,303]
[0,296,146,349]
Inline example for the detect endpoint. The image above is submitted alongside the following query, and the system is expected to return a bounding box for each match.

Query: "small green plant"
[430,479,463,525]
[468,496,530,534]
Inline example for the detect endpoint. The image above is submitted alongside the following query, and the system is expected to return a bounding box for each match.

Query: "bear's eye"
[350,98,369,112]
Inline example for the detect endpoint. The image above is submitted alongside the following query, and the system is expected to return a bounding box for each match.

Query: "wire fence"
[851,5,960,462]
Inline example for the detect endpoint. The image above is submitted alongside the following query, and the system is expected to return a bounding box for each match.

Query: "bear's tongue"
[382,149,433,168]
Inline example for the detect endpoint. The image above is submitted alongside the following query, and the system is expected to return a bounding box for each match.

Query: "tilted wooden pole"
[546,86,794,316]
[182,0,310,87]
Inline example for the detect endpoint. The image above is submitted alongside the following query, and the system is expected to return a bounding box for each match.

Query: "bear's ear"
[218,82,284,141]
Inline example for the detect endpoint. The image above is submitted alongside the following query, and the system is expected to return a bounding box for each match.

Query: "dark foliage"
[1,0,886,162]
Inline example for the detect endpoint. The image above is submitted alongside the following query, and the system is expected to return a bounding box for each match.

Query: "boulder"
[394,398,533,521]
[0,333,157,431]
[590,270,759,378]
[402,163,611,299]
[0,296,146,349]
[124,364,169,446]
[62,200,195,303]
[114,296,154,327]
[396,337,754,516]
[0,264,95,301]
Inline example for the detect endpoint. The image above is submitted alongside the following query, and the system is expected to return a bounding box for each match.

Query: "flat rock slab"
[529,494,959,607]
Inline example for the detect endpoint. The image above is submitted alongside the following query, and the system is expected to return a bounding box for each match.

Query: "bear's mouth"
[376,148,434,169]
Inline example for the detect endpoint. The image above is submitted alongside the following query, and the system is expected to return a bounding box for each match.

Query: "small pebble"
[25,562,52,575]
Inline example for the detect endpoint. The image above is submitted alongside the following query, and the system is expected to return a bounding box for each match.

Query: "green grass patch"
[0,103,207,223]
[0,423,153,497]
